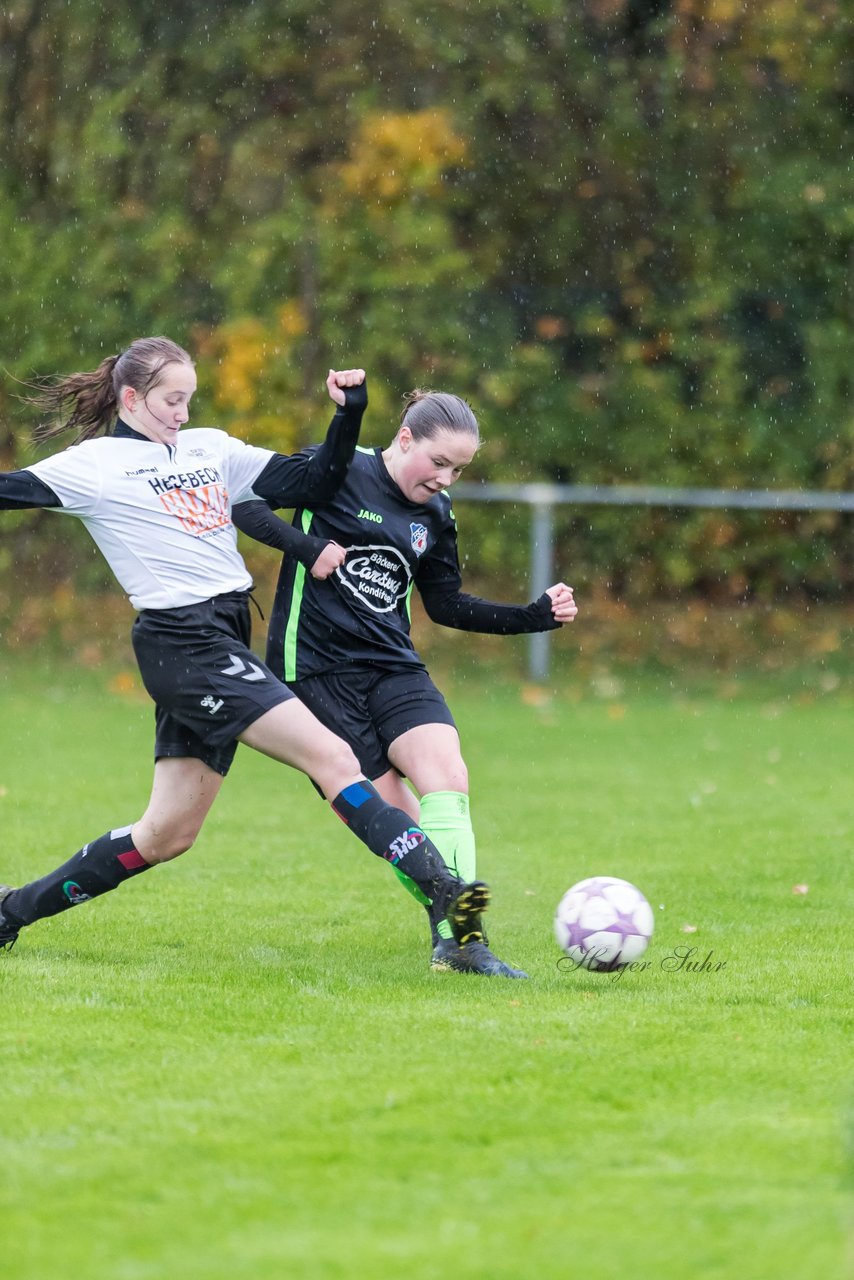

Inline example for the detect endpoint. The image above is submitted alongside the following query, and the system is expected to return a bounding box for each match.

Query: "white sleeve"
[25,443,102,516]
[219,434,276,505]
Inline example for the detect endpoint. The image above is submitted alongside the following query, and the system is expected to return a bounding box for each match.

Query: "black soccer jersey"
[245,446,560,682]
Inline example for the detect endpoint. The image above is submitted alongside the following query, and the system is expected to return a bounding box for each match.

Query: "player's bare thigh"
[387,723,468,796]
[132,756,225,863]
[238,697,361,799]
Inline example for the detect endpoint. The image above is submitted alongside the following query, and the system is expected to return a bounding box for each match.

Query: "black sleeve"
[0,470,62,510]
[251,381,367,508]
[232,499,332,570]
[416,523,562,635]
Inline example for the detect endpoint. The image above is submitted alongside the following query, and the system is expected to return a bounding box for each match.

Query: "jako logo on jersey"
[385,827,426,865]
[62,880,91,906]
[201,695,224,714]
[358,508,383,524]
[410,523,428,554]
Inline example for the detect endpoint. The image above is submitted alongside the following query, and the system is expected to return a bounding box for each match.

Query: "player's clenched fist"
[326,368,367,407]
[310,541,347,580]
[546,583,578,624]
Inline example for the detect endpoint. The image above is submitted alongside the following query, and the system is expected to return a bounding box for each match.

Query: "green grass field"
[0,656,851,1280]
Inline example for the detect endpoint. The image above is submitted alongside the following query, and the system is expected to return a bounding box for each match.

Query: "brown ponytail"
[399,389,480,445]
[28,336,194,444]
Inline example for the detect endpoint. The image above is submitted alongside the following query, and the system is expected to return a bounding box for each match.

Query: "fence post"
[529,493,555,682]
[449,477,853,683]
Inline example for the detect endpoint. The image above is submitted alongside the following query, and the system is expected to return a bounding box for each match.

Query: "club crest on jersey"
[410,523,428,555]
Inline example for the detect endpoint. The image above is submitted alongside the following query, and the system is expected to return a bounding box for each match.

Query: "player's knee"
[133,819,200,863]
[315,736,362,795]
[330,739,362,781]
[162,831,196,860]
[425,755,468,794]
[448,758,469,793]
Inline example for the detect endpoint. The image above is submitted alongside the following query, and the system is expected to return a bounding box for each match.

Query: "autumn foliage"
[0,0,850,643]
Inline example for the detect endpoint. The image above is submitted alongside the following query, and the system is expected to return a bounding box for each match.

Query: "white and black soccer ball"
[555,876,654,972]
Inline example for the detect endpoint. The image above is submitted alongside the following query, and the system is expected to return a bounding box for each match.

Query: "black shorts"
[132,591,294,776]
[290,665,456,781]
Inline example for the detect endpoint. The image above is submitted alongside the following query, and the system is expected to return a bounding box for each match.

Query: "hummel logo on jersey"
[221,655,266,682]
[358,508,383,524]
[201,695,224,715]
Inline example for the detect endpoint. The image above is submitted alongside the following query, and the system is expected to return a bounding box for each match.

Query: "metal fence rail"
[451,481,854,680]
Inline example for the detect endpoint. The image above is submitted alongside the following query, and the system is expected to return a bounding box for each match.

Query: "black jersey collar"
[113,418,178,461]
[113,419,152,443]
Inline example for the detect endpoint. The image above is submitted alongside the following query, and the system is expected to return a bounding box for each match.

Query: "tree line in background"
[0,0,851,636]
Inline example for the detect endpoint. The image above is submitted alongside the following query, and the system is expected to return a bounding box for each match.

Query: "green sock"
[420,791,476,879]
[420,790,477,943]
[388,791,477,944]
[391,865,431,907]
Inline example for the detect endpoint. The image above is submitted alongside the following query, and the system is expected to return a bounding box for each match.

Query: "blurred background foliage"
[0,0,851,657]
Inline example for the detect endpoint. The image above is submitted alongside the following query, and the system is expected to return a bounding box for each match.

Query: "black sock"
[2,827,151,928]
[331,781,457,902]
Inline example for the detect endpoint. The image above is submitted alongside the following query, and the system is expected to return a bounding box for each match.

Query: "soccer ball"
[555,876,654,972]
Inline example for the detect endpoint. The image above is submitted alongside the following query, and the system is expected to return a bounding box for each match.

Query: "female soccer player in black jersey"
[0,340,490,958]
[232,389,577,978]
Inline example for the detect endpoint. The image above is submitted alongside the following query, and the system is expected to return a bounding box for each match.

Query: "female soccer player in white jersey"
[232,388,578,979]
[0,339,491,957]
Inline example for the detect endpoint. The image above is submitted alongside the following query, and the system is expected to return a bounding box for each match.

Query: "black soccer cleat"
[440,879,490,947]
[431,937,529,979]
[0,887,20,953]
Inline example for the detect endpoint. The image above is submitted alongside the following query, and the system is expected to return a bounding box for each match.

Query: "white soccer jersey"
[26,428,275,609]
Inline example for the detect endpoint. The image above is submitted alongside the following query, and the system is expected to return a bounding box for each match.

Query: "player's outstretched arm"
[421,581,573,634]
[416,526,577,634]
[232,500,346,579]
[0,471,61,510]
[252,370,367,510]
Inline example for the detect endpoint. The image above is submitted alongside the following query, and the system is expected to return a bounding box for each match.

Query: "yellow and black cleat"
[445,880,490,946]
